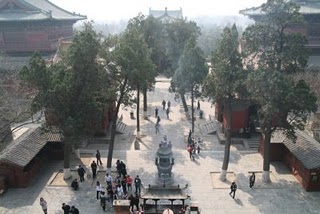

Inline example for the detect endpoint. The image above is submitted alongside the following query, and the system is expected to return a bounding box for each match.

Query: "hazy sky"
[50,0,266,21]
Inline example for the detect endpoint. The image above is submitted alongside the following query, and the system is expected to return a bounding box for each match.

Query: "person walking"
[77,165,86,182]
[96,150,103,166]
[166,107,170,119]
[167,101,171,109]
[126,175,133,192]
[134,175,142,195]
[197,100,201,110]
[91,161,97,179]
[155,107,159,118]
[62,203,71,214]
[249,172,256,188]
[100,191,107,212]
[39,197,47,214]
[105,173,112,186]
[129,194,135,213]
[156,115,161,124]
[229,182,237,199]
[96,181,102,199]
[155,123,160,134]
[162,99,166,110]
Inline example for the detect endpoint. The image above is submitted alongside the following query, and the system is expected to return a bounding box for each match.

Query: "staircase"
[203,121,217,135]
[246,139,260,150]
[116,120,127,134]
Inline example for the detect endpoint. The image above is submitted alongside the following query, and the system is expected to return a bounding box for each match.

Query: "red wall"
[223,108,249,133]
[259,138,320,191]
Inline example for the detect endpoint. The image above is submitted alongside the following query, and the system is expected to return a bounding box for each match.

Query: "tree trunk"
[63,141,72,180]
[143,86,148,119]
[262,126,272,183]
[181,92,188,112]
[220,97,232,181]
[107,110,118,171]
[137,86,140,138]
[107,78,128,171]
[191,86,195,133]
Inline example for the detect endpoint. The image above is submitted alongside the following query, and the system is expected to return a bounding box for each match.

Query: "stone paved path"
[0,76,320,214]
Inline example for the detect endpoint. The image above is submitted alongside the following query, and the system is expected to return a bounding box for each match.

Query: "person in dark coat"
[197,100,201,110]
[96,150,102,165]
[249,172,256,188]
[91,161,97,179]
[162,100,166,110]
[156,116,161,124]
[77,165,86,182]
[116,159,121,176]
[100,191,107,212]
[70,206,79,214]
[166,107,170,119]
[155,107,159,118]
[62,203,70,214]
[134,175,142,195]
[120,161,127,177]
[229,182,237,199]
[71,179,79,190]
[133,193,140,212]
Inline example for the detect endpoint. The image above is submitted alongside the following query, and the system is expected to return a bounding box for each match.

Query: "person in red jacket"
[126,175,133,192]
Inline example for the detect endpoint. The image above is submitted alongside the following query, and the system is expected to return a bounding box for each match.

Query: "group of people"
[39,198,79,214]
[229,172,256,199]
[154,100,172,134]
[187,130,202,160]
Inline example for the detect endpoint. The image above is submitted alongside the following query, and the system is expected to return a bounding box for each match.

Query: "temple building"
[240,0,320,67]
[0,0,86,55]
[149,7,183,22]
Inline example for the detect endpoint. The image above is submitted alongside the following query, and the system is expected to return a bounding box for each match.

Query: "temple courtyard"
[0,76,319,214]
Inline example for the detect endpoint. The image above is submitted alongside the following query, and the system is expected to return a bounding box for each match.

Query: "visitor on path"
[62,203,70,214]
[166,107,170,119]
[195,141,201,154]
[249,172,256,188]
[126,175,133,192]
[116,159,121,176]
[188,130,192,144]
[155,123,160,134]
[96,181,102,199]
[77,165,86,182]
[134,175,142,195]
[39,197,47,214]
[197,100,201,110]
[100,191,107,211]
[121,177,127,196]
[129,194,135,213]
[91,161,97,179]
[133,193,140,212]
[71,179,79,190]
[70,206,79,214]
[167,100,171,109]
[116,184,124,199]
[105,173,112,186]
[120,161,127,177]
[155,107,159,118]
[162,99,166,110]
[229,182,237,199]
[96,150,103,165]
[107,184,114,208]
[187,146,194,161]
[156,115,161,124]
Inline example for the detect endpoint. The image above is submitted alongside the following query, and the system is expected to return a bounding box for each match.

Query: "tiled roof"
[240,2,320,16]
[149,8,183,20]
[271,130,320,169]
[0,0,86,22]
[0,127,62,167]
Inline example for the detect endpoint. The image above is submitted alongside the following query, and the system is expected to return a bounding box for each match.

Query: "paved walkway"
[0,76,320,214]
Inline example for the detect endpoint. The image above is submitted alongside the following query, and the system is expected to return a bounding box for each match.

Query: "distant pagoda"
[0,0,86,55]
[149,7,183,22]
[240,0,320,57]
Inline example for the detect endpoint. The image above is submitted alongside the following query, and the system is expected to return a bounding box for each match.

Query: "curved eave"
[0,16,87,22]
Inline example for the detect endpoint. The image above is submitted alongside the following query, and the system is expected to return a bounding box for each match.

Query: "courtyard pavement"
[0,76,320,214]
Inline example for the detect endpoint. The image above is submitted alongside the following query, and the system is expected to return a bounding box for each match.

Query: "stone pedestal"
[113,200,130,214]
